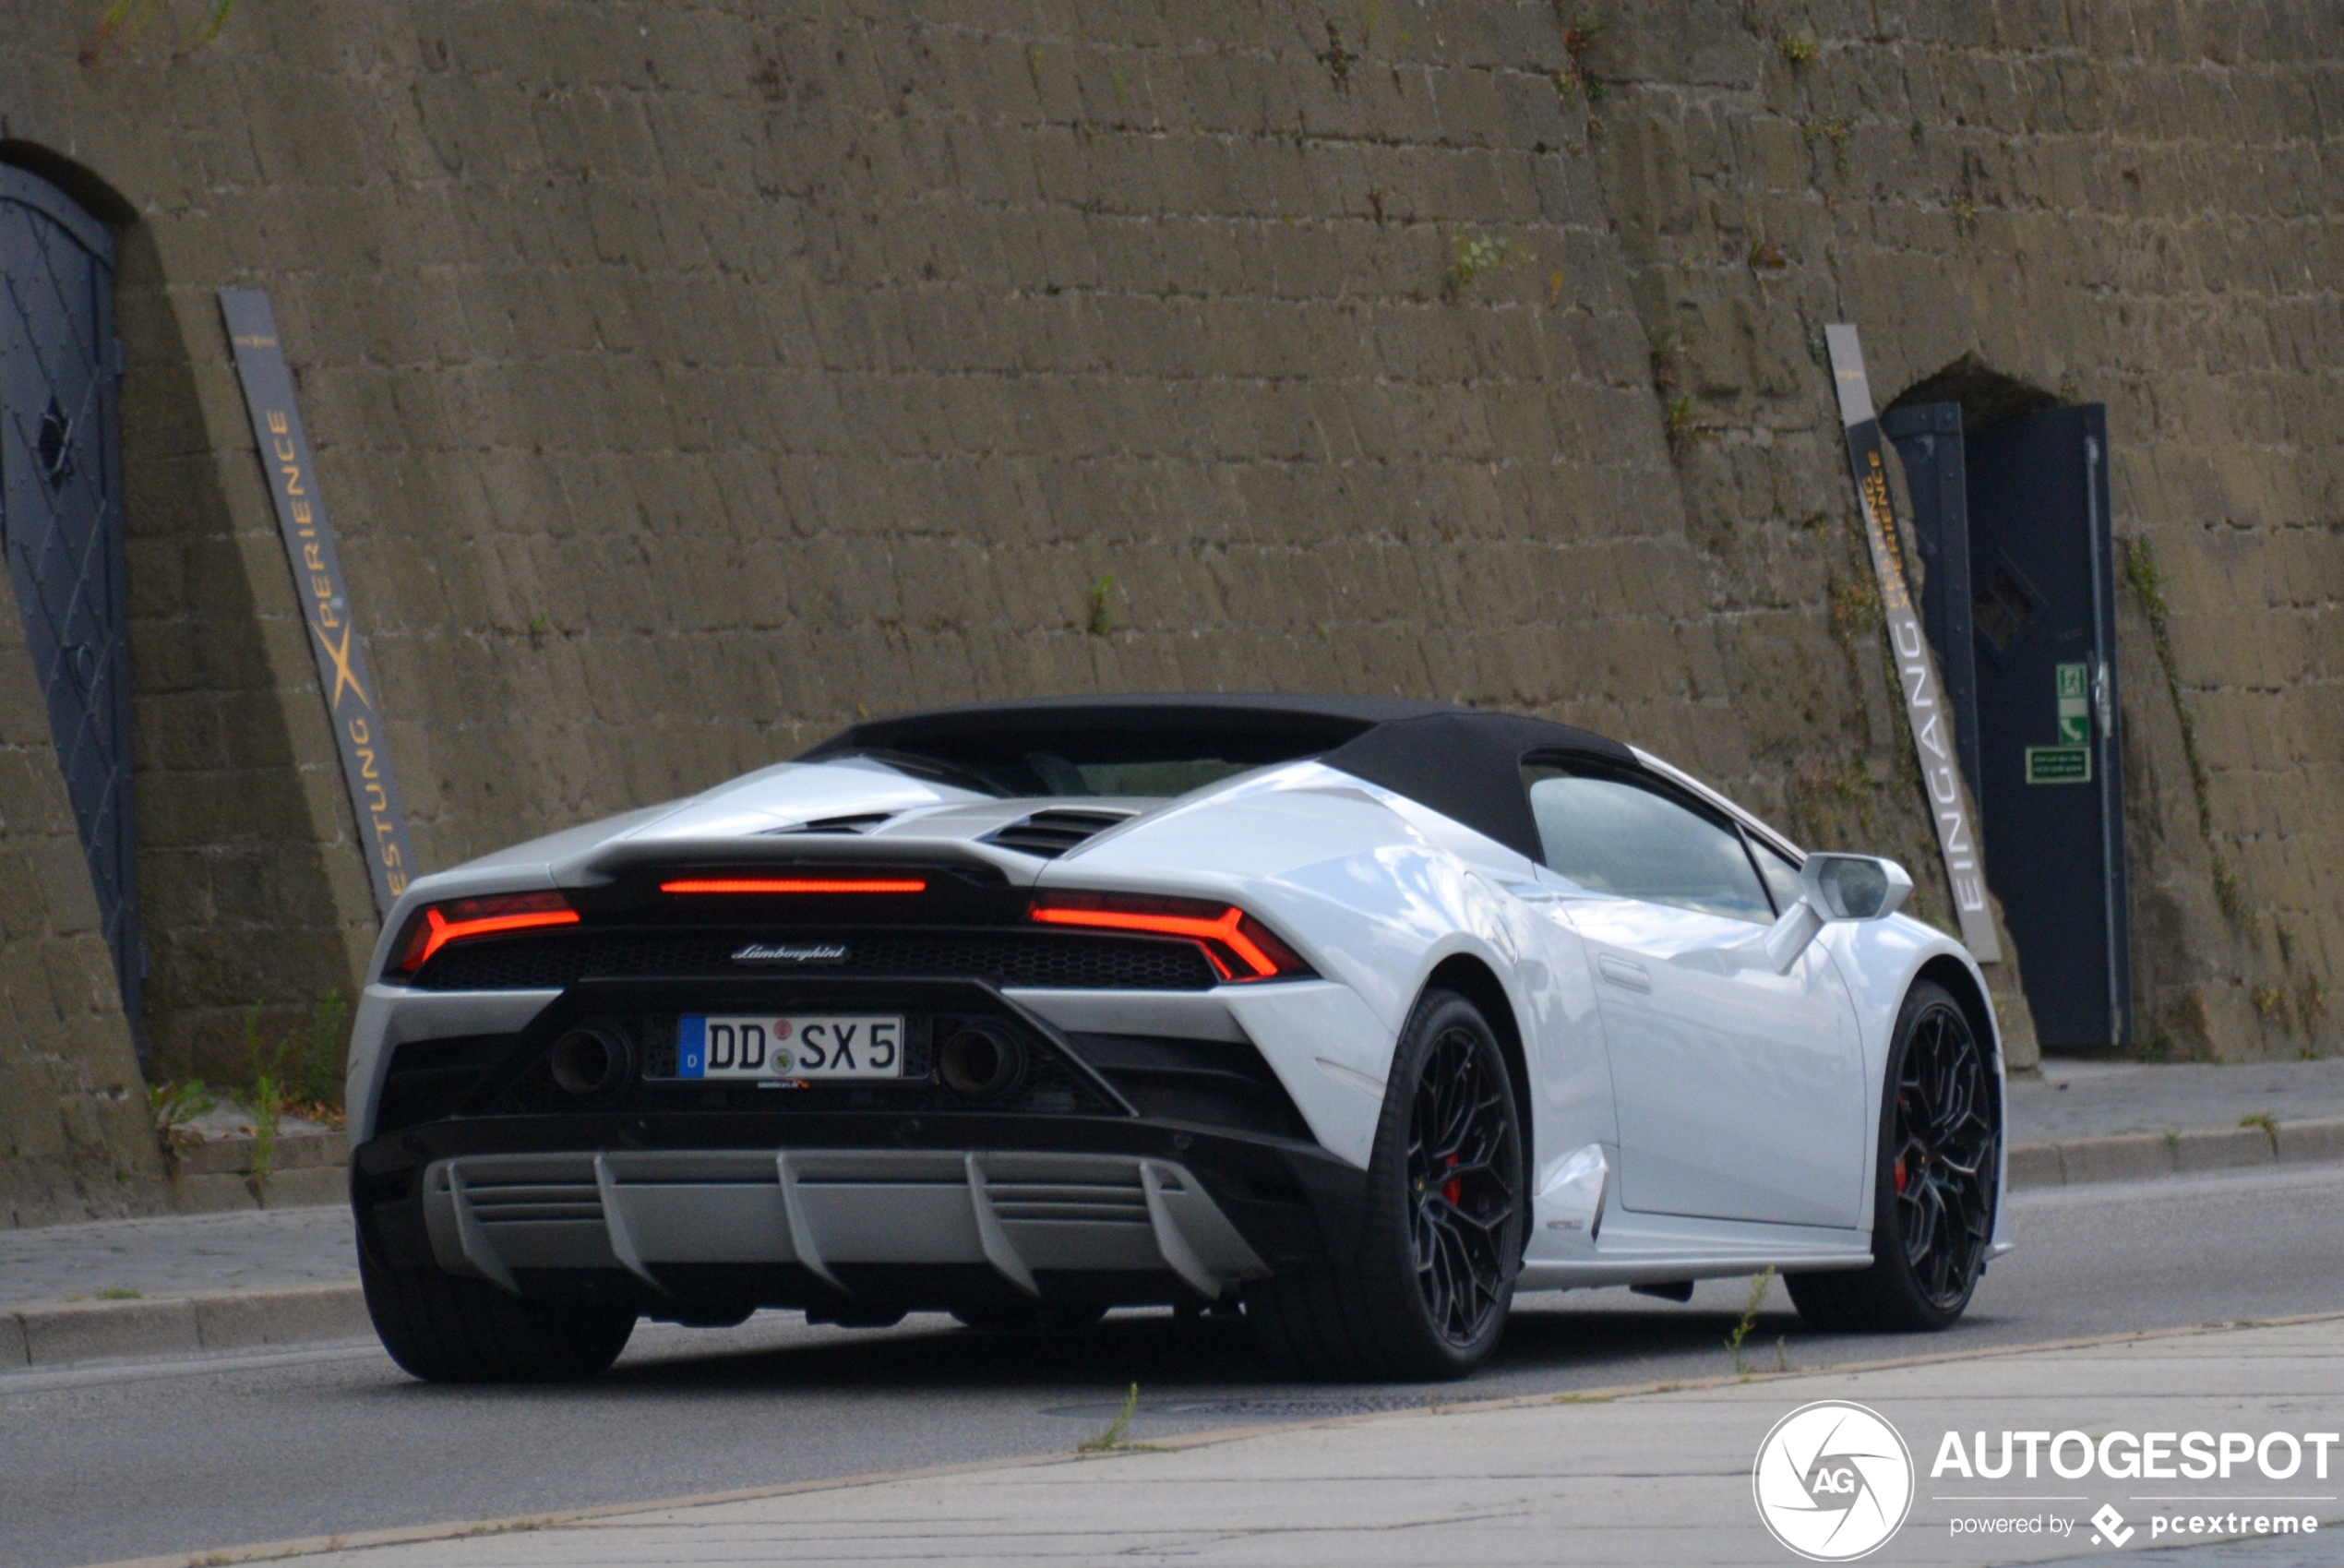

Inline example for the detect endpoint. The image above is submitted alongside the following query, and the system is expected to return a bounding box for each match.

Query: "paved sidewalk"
[100,1315,2344,1567]
[2011,1057,2344,1140]
[0,1206,354,1311]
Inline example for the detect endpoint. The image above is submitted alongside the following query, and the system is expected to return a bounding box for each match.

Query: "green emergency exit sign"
[2027,744,2091,784]
[2056,662,2090,745]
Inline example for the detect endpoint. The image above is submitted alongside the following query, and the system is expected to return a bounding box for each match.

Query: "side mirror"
[1752,854,1913,975]
[1800,854,1913,922]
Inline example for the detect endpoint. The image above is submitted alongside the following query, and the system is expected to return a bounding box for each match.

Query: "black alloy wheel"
[1407,1020,1523,1348]
[1788,979,2001,1334]
[1244,988,1525,1381]
[1889,990,1998,1311]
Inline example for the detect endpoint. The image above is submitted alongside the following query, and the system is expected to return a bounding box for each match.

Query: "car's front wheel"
[361,1249,638,1382]
[1788,979,2000,1334]
[1246,987,1525,1381]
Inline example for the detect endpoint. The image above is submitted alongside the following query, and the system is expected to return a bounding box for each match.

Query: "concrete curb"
[6,1119,2338,1374]
[0,1284,369,1371]
[2005,1114,2344,1190]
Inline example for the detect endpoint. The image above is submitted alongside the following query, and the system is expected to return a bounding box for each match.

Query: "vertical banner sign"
[220,290,414,918]
[1824,325,2001,963]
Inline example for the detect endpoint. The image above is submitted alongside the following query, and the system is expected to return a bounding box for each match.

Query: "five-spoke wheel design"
[1889,994,1998,1311]
[1406,1022,1523,1348]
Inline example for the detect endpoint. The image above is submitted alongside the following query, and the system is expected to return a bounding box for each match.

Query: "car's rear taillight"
[385,891,579,980]
[1029,892,1310,982]
[659,877,927,895]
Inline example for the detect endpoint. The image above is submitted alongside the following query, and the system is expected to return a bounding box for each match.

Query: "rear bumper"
[352,1114,1369,1311]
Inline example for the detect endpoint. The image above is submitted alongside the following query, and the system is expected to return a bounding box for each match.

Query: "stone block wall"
[16,0,1806,1086]
[0,557,165,1225]
[0,0,2337,1203]
[1573,0,2343,1060]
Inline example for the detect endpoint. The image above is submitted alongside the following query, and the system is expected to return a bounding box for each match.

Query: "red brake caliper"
[1443,1155,1463,1207]
[1894,1156,1909,1194]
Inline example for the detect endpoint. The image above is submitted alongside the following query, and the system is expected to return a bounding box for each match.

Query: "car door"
[1524,759,1868,1230]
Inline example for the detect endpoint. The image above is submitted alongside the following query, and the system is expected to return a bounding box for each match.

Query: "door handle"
[1598,954,1652,993]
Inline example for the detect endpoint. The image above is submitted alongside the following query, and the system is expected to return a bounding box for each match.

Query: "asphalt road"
[6,1162,2341,1568]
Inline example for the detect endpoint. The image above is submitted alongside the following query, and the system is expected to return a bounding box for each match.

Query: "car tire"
[1245,987,1525,1382]
[360,1249,637,1383]
[1788,979,2000,1335]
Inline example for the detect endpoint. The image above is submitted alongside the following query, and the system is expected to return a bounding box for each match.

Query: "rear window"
[841,723,1362,799]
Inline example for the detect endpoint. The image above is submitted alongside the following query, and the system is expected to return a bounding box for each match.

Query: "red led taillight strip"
[388,892,579,978]
[1029,894,1306,982]
[659,878,928,895]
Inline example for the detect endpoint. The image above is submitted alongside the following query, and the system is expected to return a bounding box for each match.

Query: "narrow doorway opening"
[0,162,141,1048]
[1885,359,2132,1053]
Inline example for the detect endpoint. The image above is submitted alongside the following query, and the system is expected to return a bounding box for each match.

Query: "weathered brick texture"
[1580,0,2343,1061]
[0,554,165,1224]
[0,1,2336,1208]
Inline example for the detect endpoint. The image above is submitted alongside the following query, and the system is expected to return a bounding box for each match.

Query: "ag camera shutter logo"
[1753,1401,1916,1561]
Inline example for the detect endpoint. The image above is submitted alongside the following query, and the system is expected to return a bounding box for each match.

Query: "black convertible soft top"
[801,694,1632,863]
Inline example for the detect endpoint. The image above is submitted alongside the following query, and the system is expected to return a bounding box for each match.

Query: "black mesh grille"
[415,928,1217,992]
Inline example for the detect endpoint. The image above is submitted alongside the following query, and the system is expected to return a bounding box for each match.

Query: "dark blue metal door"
[1889,401,2134,1050]
[1966,405,2132,1050]
[0,165,139,1040]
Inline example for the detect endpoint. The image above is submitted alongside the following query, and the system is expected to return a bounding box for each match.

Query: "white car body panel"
[1555,892,1868,1229]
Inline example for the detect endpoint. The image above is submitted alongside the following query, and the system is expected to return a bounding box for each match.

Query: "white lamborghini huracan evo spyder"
[347,697,2007,1382]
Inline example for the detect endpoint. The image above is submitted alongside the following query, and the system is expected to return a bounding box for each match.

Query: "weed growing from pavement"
[239,993,352,1127]
[1727,1267,1777,1376]
[242,1005,288,1181]
[1080,1383,1165,1454]
[1080,1383,1139,1451]
[238,992,354,1177]
[149,1079,217,1155]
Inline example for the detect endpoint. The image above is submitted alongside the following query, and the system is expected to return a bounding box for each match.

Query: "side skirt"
[1518,1209,1873,1292]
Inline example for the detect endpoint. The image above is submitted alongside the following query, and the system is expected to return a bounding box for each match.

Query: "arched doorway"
[0,164,140,1044]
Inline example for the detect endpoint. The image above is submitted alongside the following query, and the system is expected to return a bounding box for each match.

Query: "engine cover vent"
[770,812,894,835]
[985,808,1135,859]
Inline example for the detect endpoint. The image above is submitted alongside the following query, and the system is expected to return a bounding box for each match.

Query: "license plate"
[674,1015,904,1081]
